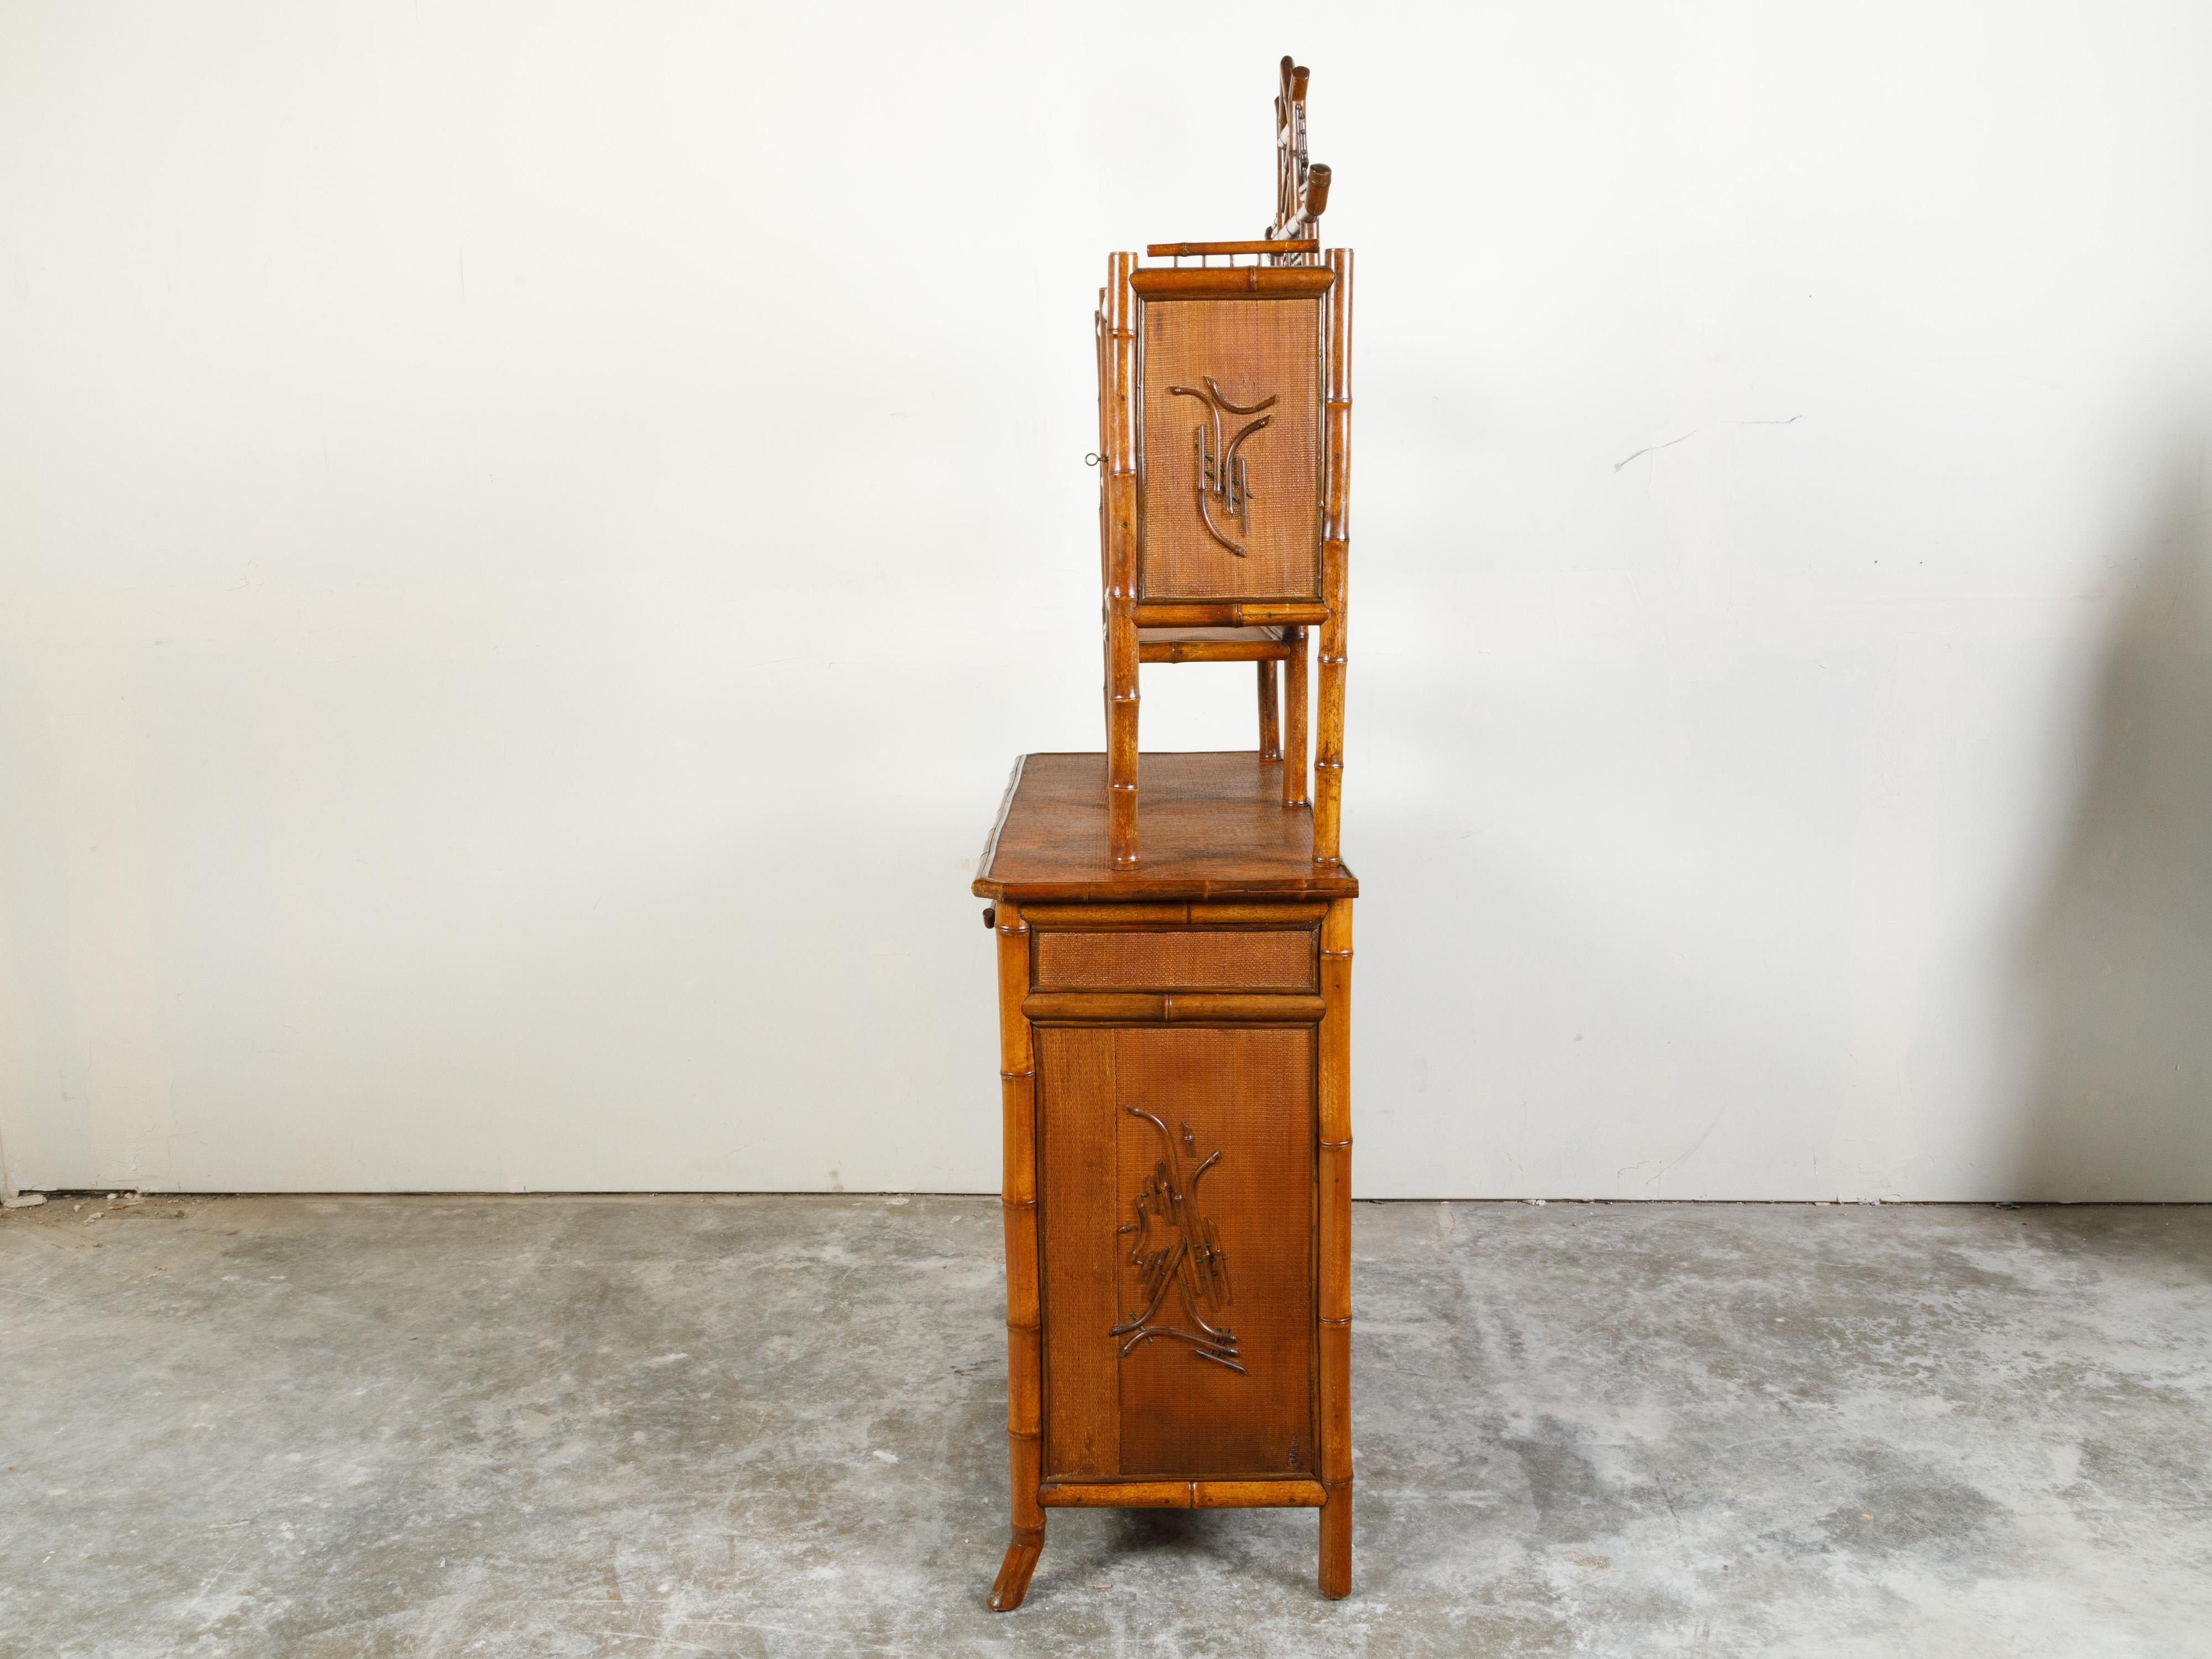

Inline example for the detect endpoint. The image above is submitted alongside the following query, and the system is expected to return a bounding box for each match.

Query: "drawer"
[1034,928,1316,993]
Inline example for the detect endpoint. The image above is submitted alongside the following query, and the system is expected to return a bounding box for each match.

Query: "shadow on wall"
[2017,469,2212,1201]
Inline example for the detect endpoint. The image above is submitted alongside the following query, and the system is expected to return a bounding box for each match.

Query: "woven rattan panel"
[1034,928,1316,991]
[1138,296,1322,601]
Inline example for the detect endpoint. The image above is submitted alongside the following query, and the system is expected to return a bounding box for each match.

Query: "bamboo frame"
[984,874,1350,905]
[1020,990,1326,1024]
[989,900,1047,1612]
[1149,239,1319,259]
[1258,659,1281,759]
[1128,265,1333,300]
[1139,636,1293,665]
[1103,253,1140,867]
[1314,248,1353,866]
[1316,896,1354,1597]
[1041,1479,1327,1509]
[1135,601,1329,629]
[1284,624,1310,807]
[1014,899,1328,929]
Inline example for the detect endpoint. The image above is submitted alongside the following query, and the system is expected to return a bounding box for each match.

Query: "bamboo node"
[1319,1316,1353,1327]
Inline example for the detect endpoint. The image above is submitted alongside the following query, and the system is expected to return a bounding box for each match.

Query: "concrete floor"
[1,1197,2206,1658]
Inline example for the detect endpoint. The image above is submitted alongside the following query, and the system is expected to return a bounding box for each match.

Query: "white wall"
[5,1,2211,1199]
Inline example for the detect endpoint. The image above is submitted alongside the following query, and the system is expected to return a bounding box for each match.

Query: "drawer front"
[1035,928,1316,992]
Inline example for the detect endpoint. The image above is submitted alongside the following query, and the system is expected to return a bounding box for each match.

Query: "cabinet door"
[1137,294,1325,602]
[1038,1025,1316,1481]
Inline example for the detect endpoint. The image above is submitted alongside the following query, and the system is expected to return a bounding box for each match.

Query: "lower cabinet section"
[977,769,1356,1605]
[1036,1024,1316,1482]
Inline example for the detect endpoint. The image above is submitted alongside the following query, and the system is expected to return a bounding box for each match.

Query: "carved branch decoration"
[1170,377,1276,558]
[1112,1106,1243,1374]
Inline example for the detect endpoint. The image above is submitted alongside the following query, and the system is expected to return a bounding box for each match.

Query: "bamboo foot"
[988,1526,1045,1611]
[1319,1483,1352,1598]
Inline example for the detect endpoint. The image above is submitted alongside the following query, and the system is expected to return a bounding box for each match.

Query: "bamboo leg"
[1317,896,1354,1598]
[1093,293,1116,873]
[1258,658,1282,760]
[1106,577,1138,865]
[1104,252,1141,865]
[1283,624,1309,807]
[1315,248,1353,864]
[1313,594,1343,859]
[1319,1481,1352,1598]
[990,900,1047,1610]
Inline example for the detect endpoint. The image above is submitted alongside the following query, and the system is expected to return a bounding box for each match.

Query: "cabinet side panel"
[1139,296,1323,601]
[1038,1027,1122,1480]
[1115,1025,1316,1477]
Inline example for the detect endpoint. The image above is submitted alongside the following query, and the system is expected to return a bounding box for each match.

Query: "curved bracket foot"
[988,1527,1045,1611]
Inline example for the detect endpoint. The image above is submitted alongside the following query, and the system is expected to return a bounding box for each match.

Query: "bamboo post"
[1103,252,1141,865]
[1257,659,1281,760]
[989,900,1046,1611]
[1095,296,1111,596]
[1317,895,1354,1598]
[1283,624,1310,807]
[1314,248,1353,864]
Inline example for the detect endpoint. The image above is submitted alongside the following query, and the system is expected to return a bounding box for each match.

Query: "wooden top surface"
[973,753,1359,902]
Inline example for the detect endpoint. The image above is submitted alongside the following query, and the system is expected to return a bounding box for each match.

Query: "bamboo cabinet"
[971,59,1358,1610]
